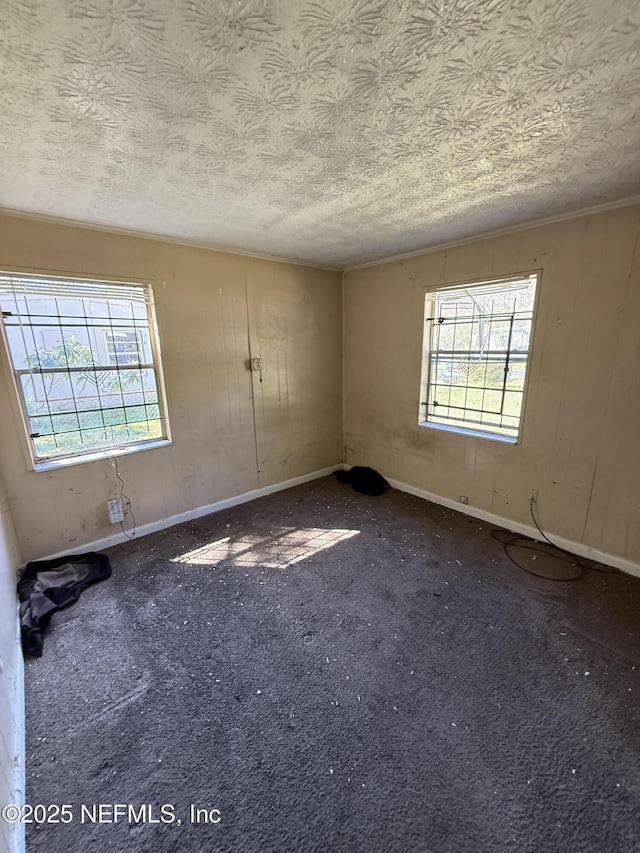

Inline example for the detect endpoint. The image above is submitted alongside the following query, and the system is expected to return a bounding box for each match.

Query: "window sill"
[419,421,518,444]
[33,438,172,472]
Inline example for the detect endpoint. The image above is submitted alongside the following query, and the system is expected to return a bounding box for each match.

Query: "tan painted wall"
[344,206,640,566]
[0,215,342,562]
[0,470,21,853]
[246,258,343,484]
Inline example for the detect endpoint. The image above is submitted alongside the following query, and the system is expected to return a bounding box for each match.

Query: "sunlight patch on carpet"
[171,526,360,569]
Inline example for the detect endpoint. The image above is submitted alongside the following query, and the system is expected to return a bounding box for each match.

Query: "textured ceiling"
[1,0,639,268]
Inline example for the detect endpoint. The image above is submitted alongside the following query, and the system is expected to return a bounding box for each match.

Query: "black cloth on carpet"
[18,552,112,657]
[334,465,388,495]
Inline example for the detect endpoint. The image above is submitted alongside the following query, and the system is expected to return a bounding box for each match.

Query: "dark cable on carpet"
[490,498,619,581]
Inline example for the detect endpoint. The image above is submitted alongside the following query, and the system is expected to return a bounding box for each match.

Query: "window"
[419,273,538,442]
[0,272,170,466]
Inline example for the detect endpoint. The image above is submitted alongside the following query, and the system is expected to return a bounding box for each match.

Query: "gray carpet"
[24,476,640,852]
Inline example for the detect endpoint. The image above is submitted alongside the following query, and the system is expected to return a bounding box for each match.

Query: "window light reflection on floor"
[171,527,360,570]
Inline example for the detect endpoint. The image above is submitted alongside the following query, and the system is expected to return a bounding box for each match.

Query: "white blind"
[0,273,148,304]
[431,274,537,301]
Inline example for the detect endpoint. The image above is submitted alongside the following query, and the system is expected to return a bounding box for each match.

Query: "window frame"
[0,269,172,470]
[418,270,541,444]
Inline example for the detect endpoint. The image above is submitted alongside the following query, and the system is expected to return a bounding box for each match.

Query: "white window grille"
[0,272,170,464]
[419,273,539,442]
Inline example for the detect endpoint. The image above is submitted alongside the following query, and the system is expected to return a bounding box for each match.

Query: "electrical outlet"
[460,495,469,505]
[530,488,539,503]
[107,498,124,524]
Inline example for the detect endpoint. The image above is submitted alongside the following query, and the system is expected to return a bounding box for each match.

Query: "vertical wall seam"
[341,268,346,465]
[243,260,261,486]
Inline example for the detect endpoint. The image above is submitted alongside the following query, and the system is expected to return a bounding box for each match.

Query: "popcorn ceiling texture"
[1,0,639,267]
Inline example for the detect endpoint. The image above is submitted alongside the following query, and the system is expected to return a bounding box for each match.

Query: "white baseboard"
[12,605,25,853]
[387,477,640,579]
[37,465,342,563]
[33,462,639,575]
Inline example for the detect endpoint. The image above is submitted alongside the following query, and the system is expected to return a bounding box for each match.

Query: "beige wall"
[2,206,638,569]
[0,470,21,853]
[344,205,640,567]
[0,215,342,562]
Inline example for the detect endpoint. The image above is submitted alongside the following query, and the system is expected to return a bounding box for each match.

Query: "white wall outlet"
[107,498,124,524]
[249,358,263,371]
[460,495,469,505]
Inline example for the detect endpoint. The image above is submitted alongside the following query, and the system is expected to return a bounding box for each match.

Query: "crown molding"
[2,195,639,275]
[0,207,342,273]
[343,195,640,272]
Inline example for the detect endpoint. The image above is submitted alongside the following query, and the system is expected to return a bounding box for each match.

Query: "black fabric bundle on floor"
[334,465,388,496]
[18,552,111,657]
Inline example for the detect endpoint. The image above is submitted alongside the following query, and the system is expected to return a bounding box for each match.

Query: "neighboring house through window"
[104,329,144,366]
[419,272,539,442]
[0,272,170,466]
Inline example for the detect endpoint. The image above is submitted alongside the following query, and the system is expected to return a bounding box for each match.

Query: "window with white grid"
[419,273,538,442]
[0,272,170,465]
